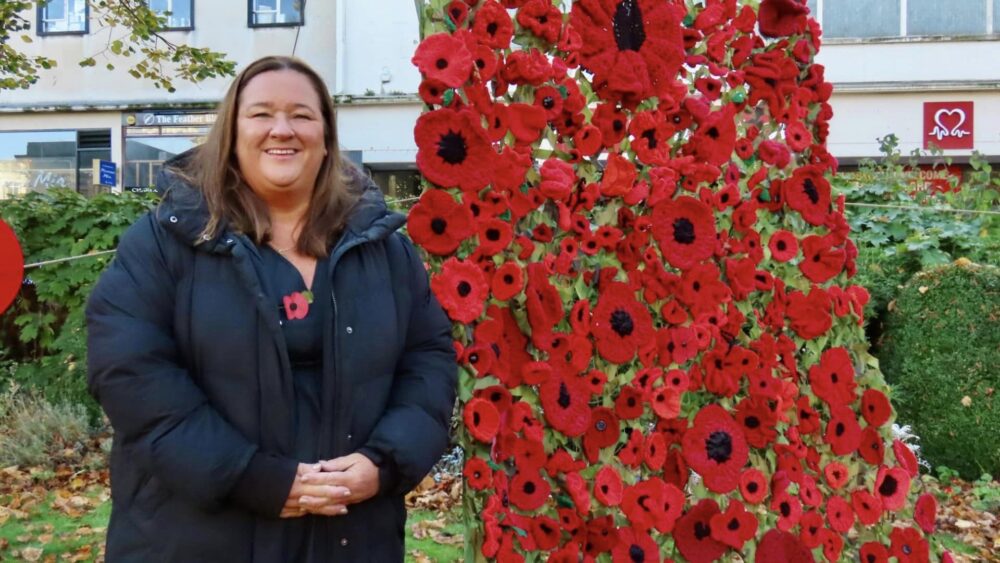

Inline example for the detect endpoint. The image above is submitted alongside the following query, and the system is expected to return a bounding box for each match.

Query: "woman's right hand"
[280,463,352,518]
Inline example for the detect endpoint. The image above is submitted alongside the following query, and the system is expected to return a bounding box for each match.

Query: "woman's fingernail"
[300,475,310,483]
[341,507,348,515]
[342,489,351,497]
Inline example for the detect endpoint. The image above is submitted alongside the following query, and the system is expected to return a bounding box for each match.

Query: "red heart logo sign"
[0,218,24,314]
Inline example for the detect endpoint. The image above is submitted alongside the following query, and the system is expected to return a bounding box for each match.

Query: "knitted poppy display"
[412,0,940,560]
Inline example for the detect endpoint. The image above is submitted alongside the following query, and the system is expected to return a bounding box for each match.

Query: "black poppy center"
[613,119,624,132]
[486,228,501,241]
[486,22,498,36]
[436,130,468,165]
[776,240,787,251]
[705,430,733,463]
[558,382,572,408]
[542,96,556,109]
[747,482,759,493]
[595,420,607,432]
[473,412,480,425]
[640,129,657,149]
[523,481,536,494]
[503,274,514,284]
[835,422,845,437]
[629,545,645,563]
[727,518,740,531]
[694,522,711,540]
[802,178,820,204]
[745,416,760,429]
[780,501,791,517]
[435,58,448,70]
[457,281,472,297]
[610,309,635,337]
[879,475,898,497]
[706,126,720,140]
[902,545,912,555]
[431,217,447,235]
[613,0,646,52]
[673,218,696,244]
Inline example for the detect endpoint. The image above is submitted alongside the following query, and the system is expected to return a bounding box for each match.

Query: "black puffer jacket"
[86,165,456,562]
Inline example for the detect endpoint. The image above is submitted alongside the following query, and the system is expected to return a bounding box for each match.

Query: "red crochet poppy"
[476,217,514,256]
[412,32,473,87]
[755,528,815,562]
[614,385,645,420]
[859,426,886,465]
[739,468,768,504]
[509,470,551,511]
[735,396,778,449]
[709,499,758,549]
[591,282,654,364]
[471,0,514,49]
[825,495,854,533]
[592,102,629,146]
[808,347,857,407]
[651,196,718,271]
[600,153,637,197]
[464,456,494,490]
[594,466,623,506]
[539,157,576,202]
[785,286,832,340]
[689,107,737,167]
[415,108,494,192]
[824,405,862,456]
[889,526,929,563]
[861,389,892,427]
[538,376,591,437]
[799,235,846,283]
[874,465,911,512]
[491,261,524,302]
[758,0,810,38]
[529,515,561,551]
[612,526,659,563]
[784,165,832,226]
[893,439,921,478]
[407,189,475,255]
[860,541,890,563]
[823,461,849,490]
[516,0,563,43]
[674,499,727,563]
[583,407,620,462]
[628,110,673,166]
[463,397,501,443]
[571,0,685,104]
[431,257,489,323]
[914,493,938,534]
[282,292,309,320]
[851,489,883,526]
[682,405,749,493]
[771,489,803,531]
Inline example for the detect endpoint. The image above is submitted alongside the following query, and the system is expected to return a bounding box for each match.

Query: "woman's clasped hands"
[280,453,380,518]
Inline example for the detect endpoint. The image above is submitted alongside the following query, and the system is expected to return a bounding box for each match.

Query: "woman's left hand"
[298,453,379,511]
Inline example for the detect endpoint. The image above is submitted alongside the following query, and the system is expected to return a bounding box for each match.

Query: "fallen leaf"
[918,286,929,294]
[21,546,43,561]
[961,396,973,407]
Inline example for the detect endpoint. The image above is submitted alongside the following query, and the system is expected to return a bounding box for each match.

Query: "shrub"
[880,260,1000,479]
[0,384,93,467]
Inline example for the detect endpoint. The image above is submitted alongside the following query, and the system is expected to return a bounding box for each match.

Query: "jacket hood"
[153,149,405,253]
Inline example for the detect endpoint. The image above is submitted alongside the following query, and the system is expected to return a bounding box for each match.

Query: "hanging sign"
[924,101,974,150]
[0,217,24,314]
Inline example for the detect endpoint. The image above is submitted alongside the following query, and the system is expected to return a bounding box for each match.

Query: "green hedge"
[880,260,1000,479]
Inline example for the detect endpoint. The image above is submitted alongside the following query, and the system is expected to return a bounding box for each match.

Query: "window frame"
[147,0,195,32]
[36,0,90,37]
[247,0,304,28]
[815,0,998,41]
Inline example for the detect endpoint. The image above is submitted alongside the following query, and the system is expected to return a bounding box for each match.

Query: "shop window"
[124,137,203,192]
[148,0,194,30]
[368,169,421,209]
[823,0,901,38]
[908,0,987,36]
[38,0,88,35]
[0,131,77,199]
[249,0,303,27]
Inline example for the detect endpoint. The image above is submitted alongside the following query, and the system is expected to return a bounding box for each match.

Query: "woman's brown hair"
[185,56,359,257]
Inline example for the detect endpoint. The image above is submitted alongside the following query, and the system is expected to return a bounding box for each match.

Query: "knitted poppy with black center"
[893,439,921,478]
[682,404,749,493]
[861,388,892,427]
[798,510,824,549]
[874,465,910,512]
[530,515,562,551]
[824,405,862,456]
[470,0,514,49]
[852,489,884,526]
[476,218,514,256]
[754,528,816,563]
[808,347,857,407]
[784,165,832,226]
[859,426,886,465]
[642,432,667,470]
[739,468,768,504]
[614,385,645,420]
[889,526,929,563]
[463,456,493,490]
[407,189,474,256]
[593,466,624,507]
[758,0,810,38]
[414,108,493,192]
[490,261,524,302]
[771,490,803,531]
[592,102,629,147]
[735,396,778,449]
[651,196,718,271]
[431,257,489,324]
[611,526,659,563]
[583,407,620,462]
[591,282,654,364]
[538,375,591,437]
[463,397,501,443]
[799,234,846,283]
[509,469,551,511]
[709,499,758,549]
[628,110,672,166]
[914,493,938,534]
[516,0,563,43]
[784,286,833,341]
[825,495,854,533]
[620,479,663,532]
[570,0,685,104]
[823,461,849,490]
[688,107,738,167]
[411,32,473,87]
[674,499,727,563]
[859,541,890,563]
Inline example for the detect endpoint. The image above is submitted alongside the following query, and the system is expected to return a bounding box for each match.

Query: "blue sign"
[98,160,117,187]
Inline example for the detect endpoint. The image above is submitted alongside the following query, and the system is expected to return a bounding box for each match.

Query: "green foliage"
[0,384,92,466]
[880,261,1000,480]
[1,0,236,92]
[0,188,157,412]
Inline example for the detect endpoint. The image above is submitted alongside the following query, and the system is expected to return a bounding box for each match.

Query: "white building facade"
[1,0,998,199]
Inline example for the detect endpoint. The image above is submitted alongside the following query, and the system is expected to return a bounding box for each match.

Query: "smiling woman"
[85,56,457,562]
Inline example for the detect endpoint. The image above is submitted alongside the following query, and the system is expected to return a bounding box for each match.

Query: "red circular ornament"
[0,218,24,314]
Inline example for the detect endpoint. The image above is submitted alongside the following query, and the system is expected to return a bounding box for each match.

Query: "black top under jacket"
[85,157,457,562]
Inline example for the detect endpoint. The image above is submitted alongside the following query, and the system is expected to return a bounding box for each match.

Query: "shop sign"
[923,101,974,150]
[97,160,117,186]
[128,112,217,127]
[908,164,964,193]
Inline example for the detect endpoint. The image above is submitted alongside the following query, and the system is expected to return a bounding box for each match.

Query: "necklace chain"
[273,242,295,254]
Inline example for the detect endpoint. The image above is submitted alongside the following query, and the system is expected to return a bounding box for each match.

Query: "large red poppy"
[682,405,749,493]
[471,0,514,49]
[808,347,857,407]
[571,0,685,104]
[412,32,473,87]
[407,189,475,255]
[431,257,489,323]
[674,499,727,563]
[784,165,832,226]
[415,108,494,192]
[651,196,718,271]
[591,281,654,364]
